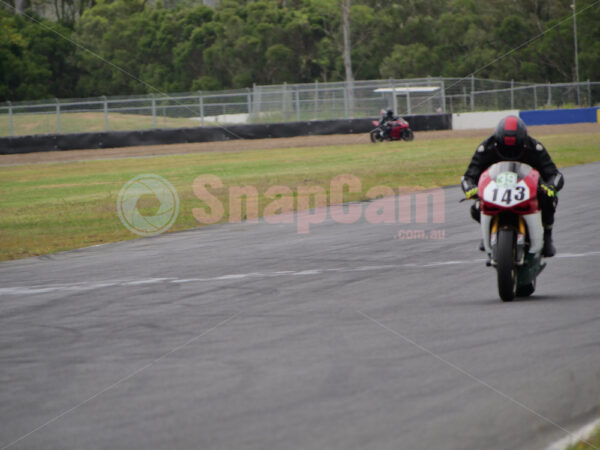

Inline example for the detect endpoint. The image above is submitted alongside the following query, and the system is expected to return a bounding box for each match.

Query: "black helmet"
[494,115,527,160]
[386,109,394,117]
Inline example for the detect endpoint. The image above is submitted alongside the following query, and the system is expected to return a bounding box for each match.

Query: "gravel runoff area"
[1,123,598,166]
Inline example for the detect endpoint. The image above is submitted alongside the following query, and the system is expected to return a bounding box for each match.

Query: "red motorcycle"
[370,118,414,143]
[468,161,546,301]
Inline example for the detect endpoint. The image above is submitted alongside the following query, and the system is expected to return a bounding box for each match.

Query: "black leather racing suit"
[461,135,564,227]
[378,113,399,138]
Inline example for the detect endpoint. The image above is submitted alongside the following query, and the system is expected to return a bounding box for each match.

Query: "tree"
[4,0,599,100]
[0,11,76,101]
[380,43,439,78]
[15,0,25,14]
[341,0,353,88]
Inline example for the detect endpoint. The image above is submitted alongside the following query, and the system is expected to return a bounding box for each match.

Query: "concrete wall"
[190,113,249,124]
[451,110,520,130]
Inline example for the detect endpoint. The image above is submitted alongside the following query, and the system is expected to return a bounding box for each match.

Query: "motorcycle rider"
[378,108,399,139]
[461,115,564,257]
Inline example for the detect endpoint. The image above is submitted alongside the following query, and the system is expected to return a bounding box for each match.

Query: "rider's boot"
[542,226,556,257]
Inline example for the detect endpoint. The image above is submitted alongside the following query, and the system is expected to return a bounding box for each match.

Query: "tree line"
[2,0,599,102]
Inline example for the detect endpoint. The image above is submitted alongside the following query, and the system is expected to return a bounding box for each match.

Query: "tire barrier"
[0,114,452,155]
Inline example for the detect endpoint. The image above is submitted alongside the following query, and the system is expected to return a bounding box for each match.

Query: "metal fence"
[1,77,598,137]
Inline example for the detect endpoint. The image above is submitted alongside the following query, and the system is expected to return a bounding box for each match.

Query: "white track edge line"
[544,417,600,450]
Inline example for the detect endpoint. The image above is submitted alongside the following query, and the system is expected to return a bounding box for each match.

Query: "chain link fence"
[1,77,598,137]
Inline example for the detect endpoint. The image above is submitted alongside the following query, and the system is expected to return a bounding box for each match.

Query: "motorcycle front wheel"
[370,130,383,143]
[496,228,517,301]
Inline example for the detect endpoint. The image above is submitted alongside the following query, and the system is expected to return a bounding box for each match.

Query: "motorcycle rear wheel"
[496,228,517,301]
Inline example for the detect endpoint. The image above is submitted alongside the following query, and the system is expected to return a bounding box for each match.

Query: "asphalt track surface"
[1,162,600,450]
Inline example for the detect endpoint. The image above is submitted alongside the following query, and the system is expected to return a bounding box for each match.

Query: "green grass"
[0,112,212,137]
[566,425,600,450]
[1,131,599,261]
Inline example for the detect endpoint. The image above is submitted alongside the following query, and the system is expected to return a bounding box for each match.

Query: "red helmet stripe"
[504,136,516,146]
[504,116,518,131]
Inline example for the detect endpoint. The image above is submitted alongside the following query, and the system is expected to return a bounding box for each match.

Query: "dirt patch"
[1,123,598,166]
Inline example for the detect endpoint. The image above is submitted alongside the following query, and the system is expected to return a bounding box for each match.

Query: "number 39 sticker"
[483,179,530,207]
[496,172,518,188]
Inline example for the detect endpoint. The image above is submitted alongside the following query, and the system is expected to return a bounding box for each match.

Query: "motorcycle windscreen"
[486,161,533,180]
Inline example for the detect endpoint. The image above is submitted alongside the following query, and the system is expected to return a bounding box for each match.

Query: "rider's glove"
[461,176,478,199]
[465,186,478,199]
[539,182,557,198]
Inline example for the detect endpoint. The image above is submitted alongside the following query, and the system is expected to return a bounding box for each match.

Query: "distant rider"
[460,115,564,257]
[378,109,401,139]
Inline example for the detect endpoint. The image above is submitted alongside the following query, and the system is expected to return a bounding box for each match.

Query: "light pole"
[571,1,581,104]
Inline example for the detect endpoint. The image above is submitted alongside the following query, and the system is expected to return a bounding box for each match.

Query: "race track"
[1,162,600,450]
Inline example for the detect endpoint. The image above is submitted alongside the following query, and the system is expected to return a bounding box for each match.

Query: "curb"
[544,417,600,450]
